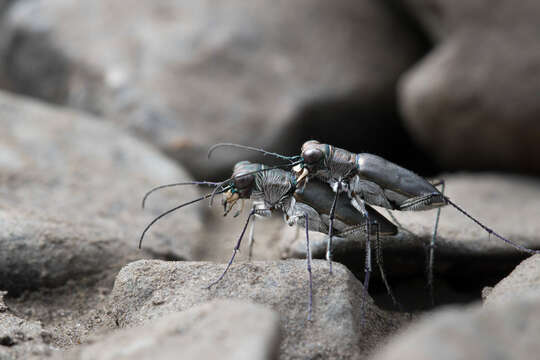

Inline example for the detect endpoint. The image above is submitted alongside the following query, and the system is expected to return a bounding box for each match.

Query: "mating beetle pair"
[141,158,398,319]
[141,140,540,319]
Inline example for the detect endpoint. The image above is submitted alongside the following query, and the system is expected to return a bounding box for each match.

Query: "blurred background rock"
[0,0,426,179]
[1,0,538,177]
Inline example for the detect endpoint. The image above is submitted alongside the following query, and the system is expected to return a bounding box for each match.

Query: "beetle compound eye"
[234,174,254,198]
[303,148,323,164]
[234,174,254,189]
[238,188,253,198]
[233,161,252,173]
[301,140,320,151]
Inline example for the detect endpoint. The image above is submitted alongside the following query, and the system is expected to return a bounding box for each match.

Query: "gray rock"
[369,296,540,360]
[0,210,142,294]
[0,1,13,15]
[484,254,540,308]
[399,0,540,174]
[3,276,121,352]
[110,259,404,360]
[0,291,53,359]
[0,90,202,293]
[281,174,540,275]
[0,0,425,177]
[57,300,280,360]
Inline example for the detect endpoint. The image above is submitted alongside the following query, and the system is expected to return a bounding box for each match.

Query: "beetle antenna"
[139,187,230,249]
[142,181,221,209]
[208,143,301,163]
[445,197,540,254]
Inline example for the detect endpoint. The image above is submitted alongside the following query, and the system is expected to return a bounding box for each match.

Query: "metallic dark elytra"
[294,179,398,237]
[296,140,446,212]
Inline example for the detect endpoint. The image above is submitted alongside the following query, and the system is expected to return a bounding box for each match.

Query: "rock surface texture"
[370,254,540,360]
[0,90,204,352]
[370,297,540,360]
[399,0,540,174]
[56,300,281,360]
[110,259,404,359]
[483,254,540,308]
[0,292,52,359]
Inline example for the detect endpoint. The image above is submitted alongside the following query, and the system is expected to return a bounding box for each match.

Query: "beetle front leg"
[351,193,375,317]
[303,213,313,321]
[360,221,372,326]
[351,193,372,243]
[373,221,401,311]
[350,194,369,218]
[207,208,268,289]
[327,180,343,274]
[247,207,256,261]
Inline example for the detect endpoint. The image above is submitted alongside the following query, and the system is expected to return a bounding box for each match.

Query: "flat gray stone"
[484,254,540,308]
[370,296,540,360]
[0,90,202,292]
[0,291,53,359]
[57,300,280,360]
[110,259,404,360]
[0,209,142,293]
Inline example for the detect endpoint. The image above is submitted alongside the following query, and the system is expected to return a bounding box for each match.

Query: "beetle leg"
[247,209,256,261]
[398,192,446,211]
[233,199,245,218]
[304,213,313,321]
[385,209,403,229]
[373,221,402,311]
[327,180,342,274]
[350,194,369,218]
[360,220,372,327]
[351,193,372,242]
[427,180,445,306]
[207,208,265,289]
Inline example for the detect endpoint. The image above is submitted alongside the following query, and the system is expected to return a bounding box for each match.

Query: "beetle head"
[301,140,326,169]
[222,161,259,215]
[295,140,327,185]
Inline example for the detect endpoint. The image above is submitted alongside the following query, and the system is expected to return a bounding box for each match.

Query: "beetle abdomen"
[355,153,439,198]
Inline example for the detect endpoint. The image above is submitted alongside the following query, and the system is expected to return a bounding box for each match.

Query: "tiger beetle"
[139,160,399,320]
[208,141,540,305]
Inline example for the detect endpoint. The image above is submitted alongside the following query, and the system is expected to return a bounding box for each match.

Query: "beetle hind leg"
[398,192,446,211]
[425,180,445,306]
[360,221,372,326]
[247,210,256,261]
[326,179,345,274]
[373,221,402,311]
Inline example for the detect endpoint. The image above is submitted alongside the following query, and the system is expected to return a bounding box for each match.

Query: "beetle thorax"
[253,169,294,210]
[317,146,357,182]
